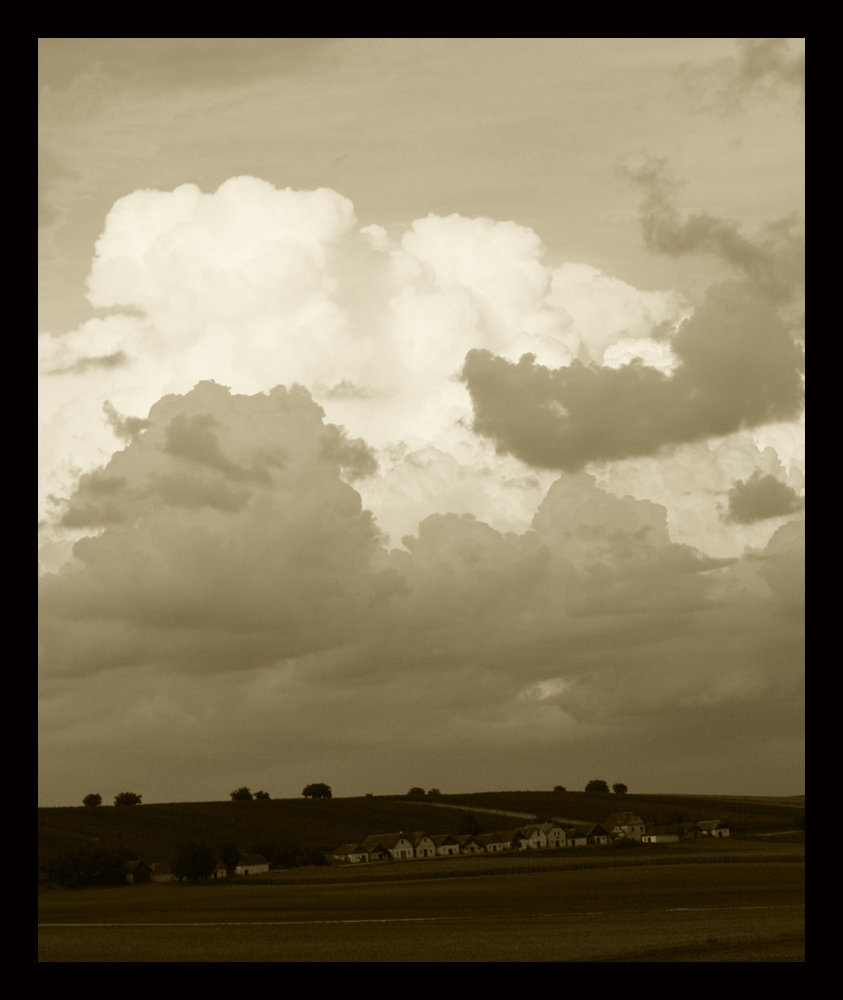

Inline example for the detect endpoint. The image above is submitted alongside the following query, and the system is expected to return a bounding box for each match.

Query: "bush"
[302,783,332,799]
[254,790,271,800]
[114,792,141,806]
[46,844,135,888]
[585,780,610,794]
[172,843,216,882]
[553,785,566,793]
[230,786,253,801]
[82,793,102,807]
[407,787,425,798]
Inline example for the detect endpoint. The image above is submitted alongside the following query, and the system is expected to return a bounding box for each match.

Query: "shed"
[641,825,680,844]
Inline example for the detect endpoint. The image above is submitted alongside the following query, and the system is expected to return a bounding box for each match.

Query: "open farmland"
[38,862,804,962]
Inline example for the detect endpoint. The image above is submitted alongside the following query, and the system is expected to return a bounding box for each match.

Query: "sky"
[38,38,805,806]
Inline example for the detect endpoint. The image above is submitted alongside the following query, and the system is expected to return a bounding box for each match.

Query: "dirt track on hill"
[386,799,587,825]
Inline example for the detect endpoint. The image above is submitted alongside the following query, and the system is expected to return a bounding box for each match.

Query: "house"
[582,823,609,846]
[119,860,151,884]
[641,824,680,844]
[603,812,646,841]
[678,822,703,839]
[150,861,177,883]
[234,853,269,875]
[502,829,530,850]
[538,823,567,848]
[563,826,590,847]
[360,837,391,861]
[430,834,460,856]
[333,843,370,864]
[518,825,548,849]
[697,819,730,838]
[477,833,507,853]
[212,860,228,879]
[410,832,438,859]
[365,833,415,860]
[455,834,483,854]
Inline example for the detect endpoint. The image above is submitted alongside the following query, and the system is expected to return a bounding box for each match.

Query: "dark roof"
[454,834,481,846]
[476,833,502,845]
[119,860,151,873]
[603,812,645,829]
[696,819,727,830]
[237,854,268,866]
[430,834,458,847]
[334,843,367,856]
[644,825,680,836]
[409,831,434,845]
[362,833,412,850]
[150,861,173,874]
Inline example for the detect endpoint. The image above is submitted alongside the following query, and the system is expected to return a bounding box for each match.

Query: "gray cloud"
[461,164,804,472]
[679,37,805,114]
[103,401,152,441]
[46,350,129,376]
[723,471,804,524]
[320,424,379,481]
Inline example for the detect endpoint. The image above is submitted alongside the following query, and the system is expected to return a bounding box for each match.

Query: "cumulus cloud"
[723,470,804,524]
[39,382,803,801]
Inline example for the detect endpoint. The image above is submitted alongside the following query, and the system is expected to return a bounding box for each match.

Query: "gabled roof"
[645,825,680,836]
[334,843,368,856]
[603,812,645,829]
[583,823,608,837]
[696,819,726,830]
[476,833,503,845]
[430,833,458,847]
[362,833,412,850]
[409,831,434,845]
[237,854,268,866]
[454,834,482,846]
[119,860,150,874]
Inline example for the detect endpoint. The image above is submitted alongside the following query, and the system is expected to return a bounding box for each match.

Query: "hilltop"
[38,790,802,867]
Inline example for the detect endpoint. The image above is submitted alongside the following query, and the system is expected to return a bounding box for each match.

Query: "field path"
[387,800,586,825]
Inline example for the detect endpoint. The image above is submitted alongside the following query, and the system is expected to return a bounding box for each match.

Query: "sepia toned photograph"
[38,38,804,961]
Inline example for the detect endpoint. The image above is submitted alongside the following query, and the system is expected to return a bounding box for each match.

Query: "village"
[330,812,731,865]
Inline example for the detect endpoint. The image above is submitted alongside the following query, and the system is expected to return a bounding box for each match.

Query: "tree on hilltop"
[427,788,442,799]
[302,782,332,799]
[114,791,142,806]
[254,790,271,800]
[230,786,253,801]
[407,787,425,798]
[612,783,628,795]
[83,793,102,807]
[585,779,609,794]
[553,785,566,793]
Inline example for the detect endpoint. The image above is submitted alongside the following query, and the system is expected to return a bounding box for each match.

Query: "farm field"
[38,861,804,962]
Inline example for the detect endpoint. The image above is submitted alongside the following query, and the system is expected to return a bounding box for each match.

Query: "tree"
[172,843,216,882]
[585,780,610,794]
[230,786,253,801]
[83,793,102,807]
[612,783,628,795]
[427,787,442,799]
[553,785,566,793]
[302,783,332,799]
[46,844,135,888]
[219,843,240,872]
[407,787,425,798]
[254,790,271,800]
[114,791,142,806]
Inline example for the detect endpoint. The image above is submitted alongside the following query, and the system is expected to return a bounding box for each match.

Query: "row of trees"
[84,792,141,807]
[553,782,628,794]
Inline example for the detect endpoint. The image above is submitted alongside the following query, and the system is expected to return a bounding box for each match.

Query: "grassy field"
[38,791,803,870]
[38,862,805,962]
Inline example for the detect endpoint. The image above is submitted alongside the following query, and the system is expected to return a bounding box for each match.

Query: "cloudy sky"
[38,39,804,806]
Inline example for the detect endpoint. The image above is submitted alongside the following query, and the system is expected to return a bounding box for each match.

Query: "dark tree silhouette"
[458,814,484,836]
[585,780,610,793]
[230,786,253,801]
[553,785,567,793]
[172,843,216,882]
[83,793,102,807]
[46,844,135,888]
[407,787,425,798]
[612,783,628,795]
[427,788,442,799]
[114,791,142,806]
[302,783,332,799]
[219,844,240,872]
[254,790,271,800]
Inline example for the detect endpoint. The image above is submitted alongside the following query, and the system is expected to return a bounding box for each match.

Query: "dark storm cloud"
[461,164,804,472]
[320,424,379,481]
[723,471,804,524]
